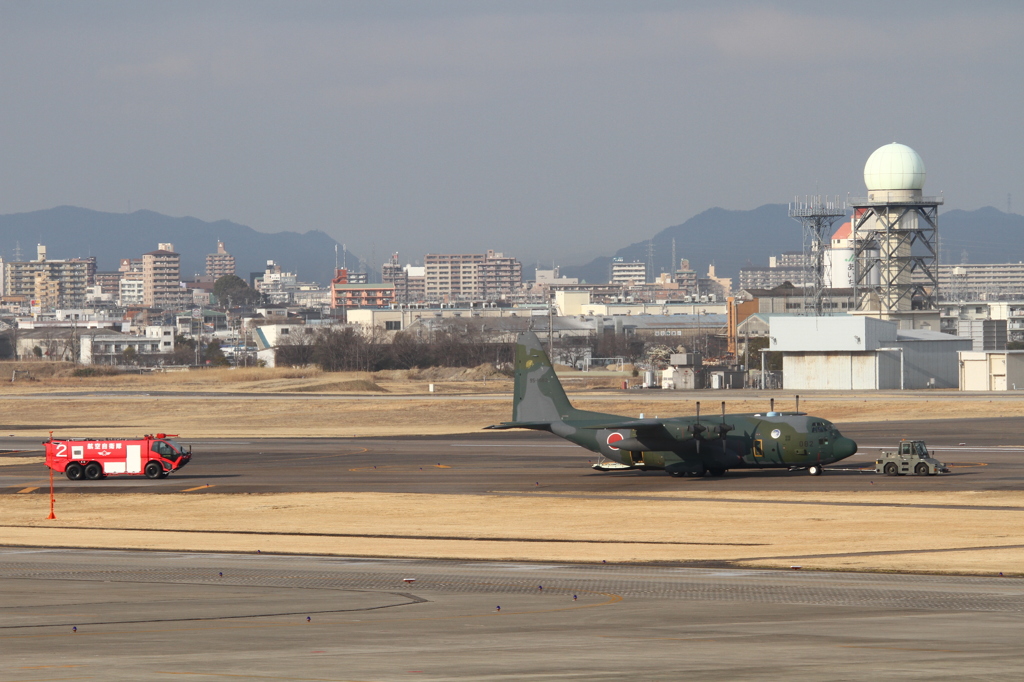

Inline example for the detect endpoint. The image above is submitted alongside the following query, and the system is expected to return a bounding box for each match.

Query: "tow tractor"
[875,439,949,476]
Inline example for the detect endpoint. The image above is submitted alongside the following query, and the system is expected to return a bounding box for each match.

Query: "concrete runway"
[3,416,1024,495]
[1,547,1022,681]
[3,418,1024,679]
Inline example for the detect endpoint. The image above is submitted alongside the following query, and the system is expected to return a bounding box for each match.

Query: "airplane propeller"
[687,401,707,453]
[714,401,734,440]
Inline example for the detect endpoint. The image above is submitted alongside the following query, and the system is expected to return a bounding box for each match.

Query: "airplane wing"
[484,421,555,430]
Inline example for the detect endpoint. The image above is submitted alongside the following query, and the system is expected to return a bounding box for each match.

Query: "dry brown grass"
[4,490,1023,574]
[1,387,1024,440]
[5,368,1024,574]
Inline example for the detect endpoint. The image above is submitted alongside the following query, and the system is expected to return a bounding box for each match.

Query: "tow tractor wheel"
[915,462,930,475]
[808,464,823,476]
[884,462,899,476]
[84,462,104,480]
[65,463,84,480]
[144,461,163,479]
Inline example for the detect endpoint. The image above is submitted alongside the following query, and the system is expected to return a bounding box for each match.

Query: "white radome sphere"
[863,143,926,191]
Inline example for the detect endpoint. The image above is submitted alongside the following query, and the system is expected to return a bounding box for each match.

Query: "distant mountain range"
[0,206,359,284]
[0,204,1020,288]
[559,204,1024,284]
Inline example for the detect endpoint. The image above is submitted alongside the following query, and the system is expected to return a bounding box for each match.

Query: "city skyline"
[1,1,1022,268]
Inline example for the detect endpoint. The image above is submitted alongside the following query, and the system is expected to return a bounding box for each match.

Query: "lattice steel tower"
[789,195,846,315]
[850,143,942,316]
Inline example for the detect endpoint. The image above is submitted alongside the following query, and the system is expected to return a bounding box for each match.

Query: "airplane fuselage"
[488,332,858,477]
[554,411,857,475]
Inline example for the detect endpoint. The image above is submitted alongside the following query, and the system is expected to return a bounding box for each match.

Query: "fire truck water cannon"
[44,434,193,481]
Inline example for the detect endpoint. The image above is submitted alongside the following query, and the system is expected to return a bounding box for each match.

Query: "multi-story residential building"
[255,260,298,304]
[142,243,182,309]
[94,271,122,296]
[673,259,698,296]
[424,250,521,302]
[117,259,144,307]
[926,263,1024,301]
[610,259,647,286]
[205,240,236,280]
[4,245,92,309]
[739,252,812,291]
[330,268,395,311]
[383,253,427,303]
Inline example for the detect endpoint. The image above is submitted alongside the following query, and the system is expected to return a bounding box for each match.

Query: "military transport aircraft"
[486,332,858,477]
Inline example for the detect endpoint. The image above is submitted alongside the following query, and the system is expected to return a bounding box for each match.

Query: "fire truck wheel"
[144,462,163,479]
[915,463,930,475]
[84,462,104,480]
[65,463,84,480]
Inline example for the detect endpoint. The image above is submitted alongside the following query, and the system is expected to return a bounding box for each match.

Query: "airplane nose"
[833,436,858,459]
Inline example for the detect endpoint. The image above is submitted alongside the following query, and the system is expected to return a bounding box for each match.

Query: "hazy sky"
[1,1,1022,268]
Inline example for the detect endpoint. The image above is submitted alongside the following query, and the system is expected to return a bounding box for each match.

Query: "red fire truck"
[44,434,192,480]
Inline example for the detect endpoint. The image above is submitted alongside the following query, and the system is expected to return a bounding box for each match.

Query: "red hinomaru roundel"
[606,432,624,450]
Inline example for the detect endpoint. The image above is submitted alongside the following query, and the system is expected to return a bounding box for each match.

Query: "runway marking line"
[180,485,216,492]
[155,673,370,681]
[16,487,38,493]
[2,671,95,675]
[599,635,718,642]
[0,585,622,643]
[838,645,966,653]
[348,464,452,472]
[155,673,371,681]
[0,592,624,641]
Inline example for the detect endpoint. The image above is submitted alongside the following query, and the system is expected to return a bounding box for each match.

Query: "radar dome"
[863,143,925,191]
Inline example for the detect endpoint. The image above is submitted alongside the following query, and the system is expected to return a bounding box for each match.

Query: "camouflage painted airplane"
[487,332,858,477]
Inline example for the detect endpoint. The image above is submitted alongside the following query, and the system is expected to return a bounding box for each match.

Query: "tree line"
[276,328,519,372]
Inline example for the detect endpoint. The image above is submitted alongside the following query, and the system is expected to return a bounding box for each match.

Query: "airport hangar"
[767,315,970,390]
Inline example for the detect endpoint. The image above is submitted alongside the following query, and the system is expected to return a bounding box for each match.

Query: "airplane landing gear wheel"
[808,464,823,476]
[65,463,84,480]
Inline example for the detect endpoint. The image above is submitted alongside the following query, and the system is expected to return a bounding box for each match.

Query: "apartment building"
[4,245,93,309]
[142,243,182,308]
[739,252,812,291]
[610,259,647,286]
[205,240,236,280]
[928,263,1024,301]
[330,268,395,310]
[424,250,521,302]
[383,253,427,303]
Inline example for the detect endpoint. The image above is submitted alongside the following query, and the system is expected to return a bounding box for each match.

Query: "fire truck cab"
[44,434,192,480]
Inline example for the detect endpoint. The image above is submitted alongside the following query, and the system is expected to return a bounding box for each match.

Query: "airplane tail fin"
[508,331,576,426]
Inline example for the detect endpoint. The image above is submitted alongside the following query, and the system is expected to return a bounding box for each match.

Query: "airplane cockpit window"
[809,421,829,433]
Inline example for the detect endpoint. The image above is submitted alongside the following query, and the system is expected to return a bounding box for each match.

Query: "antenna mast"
[789,195,846,316]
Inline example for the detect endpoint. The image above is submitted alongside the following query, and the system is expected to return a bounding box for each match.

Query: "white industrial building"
[769,315,970,389]
[958,351,1024,391]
